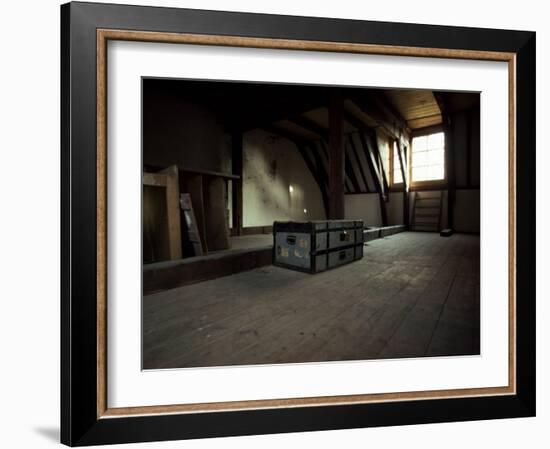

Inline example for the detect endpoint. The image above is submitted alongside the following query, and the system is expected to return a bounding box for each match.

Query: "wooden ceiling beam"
[344,144,361,193]
[343,110,376,138]
[370,134,389,195]
[233,98,327,133]
[348,93,410,144]
[291,112,365,194]
[260,124,316,146]
[358,132,388,226]
[288,115,329,141]
[433,91,447,116]
[307,142,329,193]
[373,91,410,132]
[262,126,330,215]
[347,134,371,193]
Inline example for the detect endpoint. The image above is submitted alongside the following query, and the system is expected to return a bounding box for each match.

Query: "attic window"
[411,131,445,182]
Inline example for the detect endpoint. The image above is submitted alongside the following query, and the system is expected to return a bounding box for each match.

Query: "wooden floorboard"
[143,232,480,369]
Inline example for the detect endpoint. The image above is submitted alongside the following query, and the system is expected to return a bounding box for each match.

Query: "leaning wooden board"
[273,220,363,273]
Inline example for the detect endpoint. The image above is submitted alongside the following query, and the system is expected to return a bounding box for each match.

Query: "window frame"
[409,125,447,189]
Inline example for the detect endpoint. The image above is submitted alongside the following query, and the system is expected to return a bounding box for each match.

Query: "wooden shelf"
[180,167,240,180]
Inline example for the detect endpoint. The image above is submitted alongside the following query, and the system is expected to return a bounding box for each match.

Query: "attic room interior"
[142,78,480,370]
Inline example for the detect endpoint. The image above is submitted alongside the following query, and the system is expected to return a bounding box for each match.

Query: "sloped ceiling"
[383,89,442,129]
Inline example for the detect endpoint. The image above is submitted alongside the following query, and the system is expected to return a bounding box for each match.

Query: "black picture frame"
[61,1,535,446]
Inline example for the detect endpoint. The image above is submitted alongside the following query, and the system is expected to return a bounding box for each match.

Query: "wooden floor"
[227,234,272,251]
[143,232,480,369]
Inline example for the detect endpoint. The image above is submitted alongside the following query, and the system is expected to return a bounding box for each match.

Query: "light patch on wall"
[242,130,325,227]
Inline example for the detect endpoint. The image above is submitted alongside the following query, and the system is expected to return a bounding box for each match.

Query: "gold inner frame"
[96,28,517,419]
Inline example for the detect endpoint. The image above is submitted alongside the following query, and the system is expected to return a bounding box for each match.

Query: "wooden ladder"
[411,191,443,232]
[180,193,204,256]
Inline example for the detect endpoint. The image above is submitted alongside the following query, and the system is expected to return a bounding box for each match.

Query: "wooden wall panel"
[204,177,230,251]
[143,167,182,263]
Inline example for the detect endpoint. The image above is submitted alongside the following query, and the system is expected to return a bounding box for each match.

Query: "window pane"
[393,147,400,167]
[413,151,428,167]
[412,135,427,151]
[411,131,445,182]
[383,146,390,176]
[413,166,427,180]
[393,169,402,184]
[428,165,444,180]
[428,149,444,165]
[392,142,403,184]
[427,132,444,149]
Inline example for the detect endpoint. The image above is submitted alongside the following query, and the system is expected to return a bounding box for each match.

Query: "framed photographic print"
[60,1,536,446]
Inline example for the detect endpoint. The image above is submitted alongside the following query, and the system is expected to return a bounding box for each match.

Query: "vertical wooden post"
[396,141,410,227]
[466,110,472,188]
[204,177,231,251]
[328,90,345,219]
[231,132,243,235]
[403,146,410,228]
[445,116,455,229]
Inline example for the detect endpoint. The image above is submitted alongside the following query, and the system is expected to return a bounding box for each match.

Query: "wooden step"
[412,226,439,232]
[415,212,440,217]
[413,221,440,226]
[412,191,442,233]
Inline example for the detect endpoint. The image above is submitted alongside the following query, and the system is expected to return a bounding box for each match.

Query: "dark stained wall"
[143,85,231,174]
[452,107,480,188]
[449,105,480,233]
